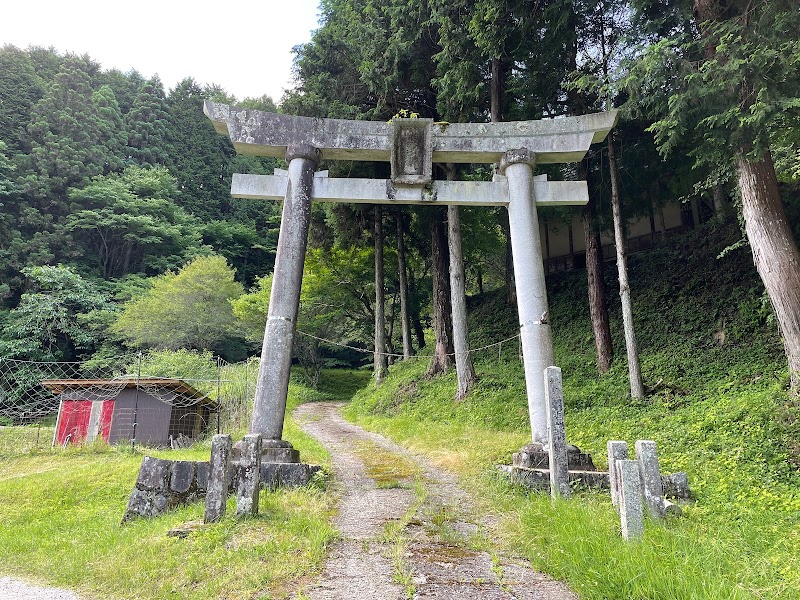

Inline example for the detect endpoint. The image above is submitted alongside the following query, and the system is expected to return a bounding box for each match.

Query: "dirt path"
[294,402,577,600]
[0,577,81,600]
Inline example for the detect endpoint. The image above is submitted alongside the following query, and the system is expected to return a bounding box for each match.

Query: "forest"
[2,1,800,598]
[0,0,799,393]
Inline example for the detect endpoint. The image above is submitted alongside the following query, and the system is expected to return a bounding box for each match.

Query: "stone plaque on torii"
[205,102,617,455]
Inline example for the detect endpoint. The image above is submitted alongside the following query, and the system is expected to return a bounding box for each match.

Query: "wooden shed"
[42,378,219,447]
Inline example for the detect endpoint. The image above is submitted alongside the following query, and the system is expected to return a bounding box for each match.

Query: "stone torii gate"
[205,102,617,452]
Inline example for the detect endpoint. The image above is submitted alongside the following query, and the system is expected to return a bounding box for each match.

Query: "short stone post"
[236,434,262,517]
[635,440,665,519]
[617,459,644,540]
[544,366,569,499]
[204,434,232,523]
[606,440,628,508]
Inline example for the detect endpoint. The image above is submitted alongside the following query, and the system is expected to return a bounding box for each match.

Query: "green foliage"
[0,45,44,154]
[165,78,234,220]
[67,166,204,279]
[124,77,174,167]
[25,55,118,197]
[630,1,800,166]
[112,255,244,355]
[132,349,219,382]
[233,245,376,385]
[0,265,112,361]
[201,219,274,287]
[230,274,272,342]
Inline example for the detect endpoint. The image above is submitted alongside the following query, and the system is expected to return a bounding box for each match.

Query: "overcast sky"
[1,0,321,102]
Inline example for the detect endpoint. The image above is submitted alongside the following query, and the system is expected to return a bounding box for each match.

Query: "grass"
[343,223,800,600]
[0,424,54,455]
[352,439,420,488]
[0,371,369,599]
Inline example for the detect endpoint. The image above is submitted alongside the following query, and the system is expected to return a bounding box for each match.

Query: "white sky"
[1,0,321,103]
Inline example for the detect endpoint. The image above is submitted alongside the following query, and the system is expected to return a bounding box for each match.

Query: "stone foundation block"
[661,472,691,499]
[261,462,321,489]
[136,457,170,490]
[169,461,195,495]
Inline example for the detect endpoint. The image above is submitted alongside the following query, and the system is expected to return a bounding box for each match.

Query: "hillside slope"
[346,221,800,599]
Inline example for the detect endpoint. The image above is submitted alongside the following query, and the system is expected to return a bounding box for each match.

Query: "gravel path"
[0,577,81,600]
[294,402,577,600]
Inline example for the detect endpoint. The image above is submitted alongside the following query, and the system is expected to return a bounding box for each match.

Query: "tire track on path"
[294,401,577,600]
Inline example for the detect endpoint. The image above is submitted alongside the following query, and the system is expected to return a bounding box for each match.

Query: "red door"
[98,400,114,442]
[56,400,92,445]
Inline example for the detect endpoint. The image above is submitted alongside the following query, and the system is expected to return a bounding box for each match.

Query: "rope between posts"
[296,329,521,359]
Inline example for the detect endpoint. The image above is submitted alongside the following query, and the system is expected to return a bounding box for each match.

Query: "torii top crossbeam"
[204,101,616,165]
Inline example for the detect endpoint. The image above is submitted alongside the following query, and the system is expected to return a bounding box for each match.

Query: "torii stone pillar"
[204,102,617,447]
[251,143,320,440]
[502,149,555,442]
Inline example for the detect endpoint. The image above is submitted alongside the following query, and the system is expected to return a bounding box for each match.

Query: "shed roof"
[41,378,218,409]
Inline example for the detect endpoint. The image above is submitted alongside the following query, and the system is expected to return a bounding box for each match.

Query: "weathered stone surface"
[166,521,204,539]
[503,156,552,444]
[204,101,618,164]
[236,434,262,517]
[205,434,232,524]
[124,447,321,523]
[261,462,322,489]
[261,447,300,464]
[606,440,628,508]
[231,173,588,207]
[196,461,209,492]
[503,466,609,491]
[123,487,155,521]
[136,456,170,490]
[390,118,432,185]
[545,366,569,499]
[617,459,644,541]
[635,440,665,519]
[512,445,596,471]
[152,493,168,514]
[250,147,319,441]
[661,472,691,499]
[169,461,195,495]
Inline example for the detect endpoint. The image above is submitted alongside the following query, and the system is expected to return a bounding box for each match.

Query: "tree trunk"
[413,313,426,350]
[490,58,506,124]
[396,208,413,360]
[446,165,477,399]
[581,160,613,374]
[500,209,517,306]
[374,206,388,384]
[713,184,727,221]
[428,207,454,376]
[608,133,644,399]
[491,57,515,306]
[408,268,426,349]
[737,151,800,389]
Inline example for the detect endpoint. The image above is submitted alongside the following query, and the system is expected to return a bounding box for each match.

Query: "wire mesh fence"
[0,354,258,456]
